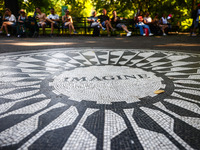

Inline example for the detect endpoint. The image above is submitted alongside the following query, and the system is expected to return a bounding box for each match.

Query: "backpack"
[93,26,100,36]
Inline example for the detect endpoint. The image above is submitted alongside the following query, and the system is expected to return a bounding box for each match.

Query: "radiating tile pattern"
[0,49,200,150]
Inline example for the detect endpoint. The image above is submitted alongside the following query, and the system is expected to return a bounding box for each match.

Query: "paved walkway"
[0,36,200,150]
[0,35,200,53]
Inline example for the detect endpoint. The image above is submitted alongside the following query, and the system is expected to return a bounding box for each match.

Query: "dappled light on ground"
[155,43,200,47]
[0,36,199,52]
[0,42,77,46]
[85,41,97,44]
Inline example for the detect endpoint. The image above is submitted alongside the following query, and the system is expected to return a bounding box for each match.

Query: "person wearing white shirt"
[144,12,152,24]
[0,8,16,37]
[144,12,156,34]
[161,17,168,25]
[160,14,169,36]
[47,8,60,36]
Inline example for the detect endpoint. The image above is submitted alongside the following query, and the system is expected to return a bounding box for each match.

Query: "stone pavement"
[0,36,200,150]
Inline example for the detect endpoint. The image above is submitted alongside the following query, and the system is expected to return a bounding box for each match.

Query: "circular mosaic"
[0,48,200,150]
[52,66,164,104]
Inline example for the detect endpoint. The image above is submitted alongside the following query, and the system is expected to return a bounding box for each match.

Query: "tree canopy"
[1,0,200,30]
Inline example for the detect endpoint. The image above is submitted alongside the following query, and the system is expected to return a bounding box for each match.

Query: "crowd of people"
[0,5,200,37]
[135,11,173,36]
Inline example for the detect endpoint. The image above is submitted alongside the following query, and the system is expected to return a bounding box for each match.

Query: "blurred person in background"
[0,8,16,37]
[111,10,132,37]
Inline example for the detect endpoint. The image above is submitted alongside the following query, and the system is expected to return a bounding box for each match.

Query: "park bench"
[62,17,89,35]
[1,18,18,36]
[36,17,61,35]
[113,18,135,36]
[0,15,181,36]
[0,16,36,36]
[69,17,135,36]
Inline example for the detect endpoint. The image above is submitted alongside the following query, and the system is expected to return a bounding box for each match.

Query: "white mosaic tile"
[141,107,194,150]
[62,108,98,150]
[0,49,199,149]
[19,106,78,149]
[124,109,178,150]
[0,103,65,146]
[104,110,127,150]
[0,94,46,114]
[154,102,200,130]
[0,99,51,119]
[164,99,200,115]
[52,66,164,104]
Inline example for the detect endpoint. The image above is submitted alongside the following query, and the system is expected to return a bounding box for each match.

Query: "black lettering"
[102,76,115,80]
[124,75,136,79]
[64,74,149,82]
[71,77,87,82]
[138,74,148,79]
[90,76,101,81]
[116,75,123,80]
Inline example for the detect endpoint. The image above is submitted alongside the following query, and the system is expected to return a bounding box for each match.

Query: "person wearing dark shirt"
[190,3,200,36]
[87,11,106,30]
[111,10,132,36]
[17,9,28,38]
[98,9,115,37]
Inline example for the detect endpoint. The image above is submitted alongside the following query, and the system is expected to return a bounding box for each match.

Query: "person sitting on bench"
[135,15,153,36]
[0,8,16,37]
[62,9,77,35]
[34,7,47,35]
[17,9,28,38]
[160,13,169,35]
[47,8,60,37]
[98,9,116,37]
[111,10,132,37]
[143,12,155,33]
[87,11,106,30]
[190,3,200,36]
[153,13,167,36]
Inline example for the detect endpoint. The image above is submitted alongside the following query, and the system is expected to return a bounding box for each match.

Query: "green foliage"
[18,0,51,13]
[0,0,5,15]
[2,0,200,30]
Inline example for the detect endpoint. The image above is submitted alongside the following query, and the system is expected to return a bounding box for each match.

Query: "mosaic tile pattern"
[0,48,200,150]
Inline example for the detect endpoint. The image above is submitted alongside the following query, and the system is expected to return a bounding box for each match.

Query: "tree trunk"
[4,0,19,17]
[192,0,197,11]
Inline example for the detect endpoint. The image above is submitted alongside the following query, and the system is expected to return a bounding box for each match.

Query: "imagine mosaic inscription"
[0,49,199,150]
